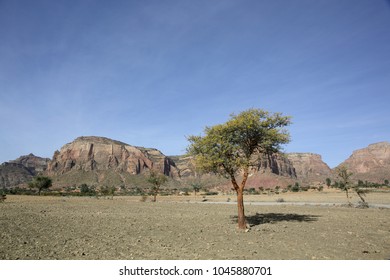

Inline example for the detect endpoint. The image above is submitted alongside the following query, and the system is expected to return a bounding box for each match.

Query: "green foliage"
[80,184,96,196]
[187,109,291,179]
[28,176,52,195]
[325,178,331,188]
[148,170,168,202]
[100,186,116,198]
[204,191,219,195]
[336,165,353,202]
[291,182,300,192]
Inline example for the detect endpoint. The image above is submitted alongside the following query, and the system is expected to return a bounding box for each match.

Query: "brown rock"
[336,142,390,183]
[286,153,331,182]
[47,136,179,183]
[0,162,34,189]
[10,153,50,175]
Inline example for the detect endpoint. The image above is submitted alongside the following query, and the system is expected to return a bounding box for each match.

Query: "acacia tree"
[148,170,168,202]
[187,109,291,230]
[337,165,369,208]
[28,176,52,195]
[336,165,353,205]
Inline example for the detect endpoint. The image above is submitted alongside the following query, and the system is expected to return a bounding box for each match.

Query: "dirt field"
[1,191,390,260]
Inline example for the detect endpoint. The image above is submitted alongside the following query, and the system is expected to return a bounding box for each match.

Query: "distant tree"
[385,179,389,186]
[291,182,300,192]
[191,182,201,196]
[80,184,96,196]
[336,165,353,206]
[148,170,168,202]
[325,178,331,188]
[187,108,291,230]
[28,176,52,195]
[100,186,115,199]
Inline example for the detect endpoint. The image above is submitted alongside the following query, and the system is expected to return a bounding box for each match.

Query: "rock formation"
[336,142,390,183]
[0,154,50,189]
[2,137,389,190]
[286,153,332,183]
[0,162,34,189]
[10,153,50,174]
[46,136,179,187]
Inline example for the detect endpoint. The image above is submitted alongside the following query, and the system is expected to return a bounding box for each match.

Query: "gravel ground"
[1,194,390,260]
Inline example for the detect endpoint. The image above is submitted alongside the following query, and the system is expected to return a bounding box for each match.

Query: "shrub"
[291,182,300,192]
[205,191,219,195]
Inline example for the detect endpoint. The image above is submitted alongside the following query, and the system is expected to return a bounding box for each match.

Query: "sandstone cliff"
[46,136,179,187]
[286,153,332,183]
[336,142,390,183]
[170,153,297,179]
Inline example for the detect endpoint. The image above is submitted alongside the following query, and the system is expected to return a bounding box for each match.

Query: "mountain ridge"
[1,137,389,189]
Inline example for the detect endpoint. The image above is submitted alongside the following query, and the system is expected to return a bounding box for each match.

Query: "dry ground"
[1,191,390,260]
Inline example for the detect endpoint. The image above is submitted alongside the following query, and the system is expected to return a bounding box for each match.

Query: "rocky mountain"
[10,153,50,174]
[2,137,389,190]
[170,153,297,179]
[46,136,179,187]
[336,142,390,183]
[0,163,34,189]
[286,153,332,183]
[0,154,50,189]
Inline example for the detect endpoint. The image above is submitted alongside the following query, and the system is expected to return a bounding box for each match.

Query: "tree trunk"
[236,187,246,230]
[153,192,157,202]
[230,169,249,230]
[357,191,366,203]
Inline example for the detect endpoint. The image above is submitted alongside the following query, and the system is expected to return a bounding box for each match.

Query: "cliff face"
[252,153,297,178]
[171,153,297,178]
[10,153,50,174]
[0,163,34,189]
[47,136,179,179]
[337,142,390,183]
[0,154,50,189]
[286,153,332,182]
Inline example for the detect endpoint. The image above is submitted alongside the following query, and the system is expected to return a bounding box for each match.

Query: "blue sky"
[1,0,389,167]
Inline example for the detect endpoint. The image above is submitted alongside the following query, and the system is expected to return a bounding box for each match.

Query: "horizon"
[1,0,390,168]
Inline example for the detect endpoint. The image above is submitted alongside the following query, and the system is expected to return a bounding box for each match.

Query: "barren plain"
[1,191,390,260]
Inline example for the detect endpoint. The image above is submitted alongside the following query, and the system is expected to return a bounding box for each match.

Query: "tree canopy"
[28,176,52,195]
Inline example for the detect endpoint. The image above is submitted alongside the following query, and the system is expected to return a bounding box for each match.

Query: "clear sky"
[1,0,389,168]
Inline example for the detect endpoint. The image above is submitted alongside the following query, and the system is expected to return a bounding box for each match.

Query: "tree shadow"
[231,212,320,227]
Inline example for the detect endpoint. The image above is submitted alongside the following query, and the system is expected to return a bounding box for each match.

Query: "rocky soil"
[1,192,389,260]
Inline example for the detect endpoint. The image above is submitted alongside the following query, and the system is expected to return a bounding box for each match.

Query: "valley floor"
[1,191,390,260]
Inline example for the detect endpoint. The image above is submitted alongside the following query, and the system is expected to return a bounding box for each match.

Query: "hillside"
[336,142,390,183]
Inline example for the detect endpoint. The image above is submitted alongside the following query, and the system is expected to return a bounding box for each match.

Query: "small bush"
[276,198,285,203]
[205,191,218,195]
[291,185,300,192]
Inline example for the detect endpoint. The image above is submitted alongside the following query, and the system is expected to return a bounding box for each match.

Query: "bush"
[80,184,96,196]
[205,191,218,195]
[291,183,300,192]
